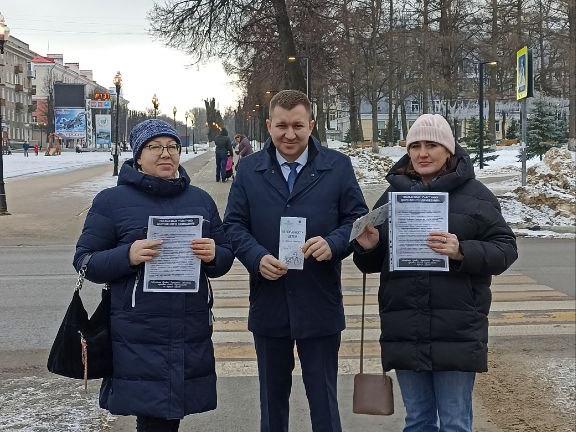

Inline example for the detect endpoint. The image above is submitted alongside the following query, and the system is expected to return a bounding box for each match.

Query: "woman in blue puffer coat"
[73,119,234,432]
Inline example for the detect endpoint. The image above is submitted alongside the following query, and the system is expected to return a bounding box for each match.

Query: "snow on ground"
[0,376,115,431]
[3,146,209,180]
[339,143,575,238]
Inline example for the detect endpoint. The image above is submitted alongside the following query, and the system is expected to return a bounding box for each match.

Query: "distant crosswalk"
[211,259,575,377]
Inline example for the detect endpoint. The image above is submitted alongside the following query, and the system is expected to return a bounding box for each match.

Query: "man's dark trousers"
[215,152,228,181]
[253,333,342,432]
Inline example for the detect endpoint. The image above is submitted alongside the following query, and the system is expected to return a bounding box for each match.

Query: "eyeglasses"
[145,143,181,156]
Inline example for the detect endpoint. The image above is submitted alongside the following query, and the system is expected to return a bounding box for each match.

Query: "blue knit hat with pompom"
[130,119,181,160]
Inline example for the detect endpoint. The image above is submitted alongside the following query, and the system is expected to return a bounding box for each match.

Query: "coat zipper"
[132,270,141,308]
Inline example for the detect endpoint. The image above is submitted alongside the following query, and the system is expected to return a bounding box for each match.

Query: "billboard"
[89,100,111,109]
[55,108,86,139]
[54,83,85,108]
[95,114,112,147]
[516,46,533,101]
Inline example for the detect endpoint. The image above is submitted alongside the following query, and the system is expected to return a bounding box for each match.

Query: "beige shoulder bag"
[352,273,394,415]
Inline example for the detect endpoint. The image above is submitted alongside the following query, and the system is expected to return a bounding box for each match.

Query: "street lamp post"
[113,71,122,176]
[478,61,497,169]
[287,56,310,100]
[191,112,196,153]
[0,14,11,215]
[39,122,45,150]
[152,94,159,118]
[184,112,189,154]
[172,106,177,128]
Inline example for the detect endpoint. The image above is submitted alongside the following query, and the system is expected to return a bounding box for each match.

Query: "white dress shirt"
[276,147,309,182]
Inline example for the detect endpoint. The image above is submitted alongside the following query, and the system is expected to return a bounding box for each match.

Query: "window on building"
[495,122,500,132]
[411,100,420,113]
[433,100,441,112]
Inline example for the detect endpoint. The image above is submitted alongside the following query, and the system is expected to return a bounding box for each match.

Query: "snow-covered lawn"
[3,145,209,180]
[339,143,575,238]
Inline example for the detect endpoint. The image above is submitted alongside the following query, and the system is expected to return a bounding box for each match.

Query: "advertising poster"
[95,114,112,147]
[54,108,87,139]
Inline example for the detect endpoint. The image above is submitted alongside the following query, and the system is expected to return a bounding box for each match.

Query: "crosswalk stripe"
[211,260,573,372]
[212,290,568,308]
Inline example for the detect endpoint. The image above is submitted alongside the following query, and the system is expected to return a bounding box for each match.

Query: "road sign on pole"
[516,46,533,186]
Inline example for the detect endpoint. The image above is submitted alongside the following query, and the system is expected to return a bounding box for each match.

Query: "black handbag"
[47,261,112,389]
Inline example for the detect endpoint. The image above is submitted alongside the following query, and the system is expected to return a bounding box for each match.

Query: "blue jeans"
[396,370,476,432]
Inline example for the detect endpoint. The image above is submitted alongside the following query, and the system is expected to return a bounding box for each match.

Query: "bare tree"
[149,0,307,93]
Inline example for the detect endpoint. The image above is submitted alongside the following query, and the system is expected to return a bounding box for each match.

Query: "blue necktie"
[286,162,299,193]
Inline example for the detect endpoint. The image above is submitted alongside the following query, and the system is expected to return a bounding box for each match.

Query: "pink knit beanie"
[406,114,455,155]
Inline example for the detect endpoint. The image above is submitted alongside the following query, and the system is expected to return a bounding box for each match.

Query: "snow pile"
[340,146,395,184]
[509,147,575,225]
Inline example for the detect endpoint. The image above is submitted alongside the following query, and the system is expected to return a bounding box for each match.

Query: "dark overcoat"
[223,138,368,339]
[73,160,234,419]
[353,145,517,372]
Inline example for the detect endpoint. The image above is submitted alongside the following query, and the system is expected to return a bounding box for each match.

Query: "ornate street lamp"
[152,94,159,118]
[113,71,122,176]
[0,13,11,215]
[190,112,196,153]
[172,106,177,128]
[184,111,189,154]
[478,61,497,169]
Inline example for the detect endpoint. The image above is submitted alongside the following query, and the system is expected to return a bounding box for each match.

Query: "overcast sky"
[2,0,241,121]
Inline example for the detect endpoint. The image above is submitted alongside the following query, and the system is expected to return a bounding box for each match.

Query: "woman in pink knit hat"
[353,114,518,432]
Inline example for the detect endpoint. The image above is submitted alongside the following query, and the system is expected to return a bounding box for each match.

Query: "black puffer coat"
[353,145,517,372]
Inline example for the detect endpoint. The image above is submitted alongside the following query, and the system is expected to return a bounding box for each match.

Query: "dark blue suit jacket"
[224,138,368,339]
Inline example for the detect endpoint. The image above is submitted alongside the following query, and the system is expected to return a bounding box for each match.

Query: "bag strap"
[75,254,92,293]
[359,272,366,374]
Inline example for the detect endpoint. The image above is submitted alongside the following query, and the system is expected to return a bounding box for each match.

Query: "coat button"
[287,204,291,208]
[311,173,315,177]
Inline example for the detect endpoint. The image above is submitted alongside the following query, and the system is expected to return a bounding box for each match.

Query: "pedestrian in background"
[22,141,30,157]
[224,90,368,432]
[234,133,253,170]
[353,114,518,432]
[33,142,39,156]
[214,128,233,182]
[235,133,253,159]
[73,119,234,432]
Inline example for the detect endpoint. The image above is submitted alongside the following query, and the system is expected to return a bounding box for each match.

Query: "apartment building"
[0,36,35,146]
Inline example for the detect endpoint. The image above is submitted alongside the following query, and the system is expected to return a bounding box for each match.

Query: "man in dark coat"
[224,90,368,432]
[74,119,234,429]
[214,128,233,182]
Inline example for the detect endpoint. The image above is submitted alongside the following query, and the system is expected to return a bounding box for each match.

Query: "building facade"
[0,36,35,147]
